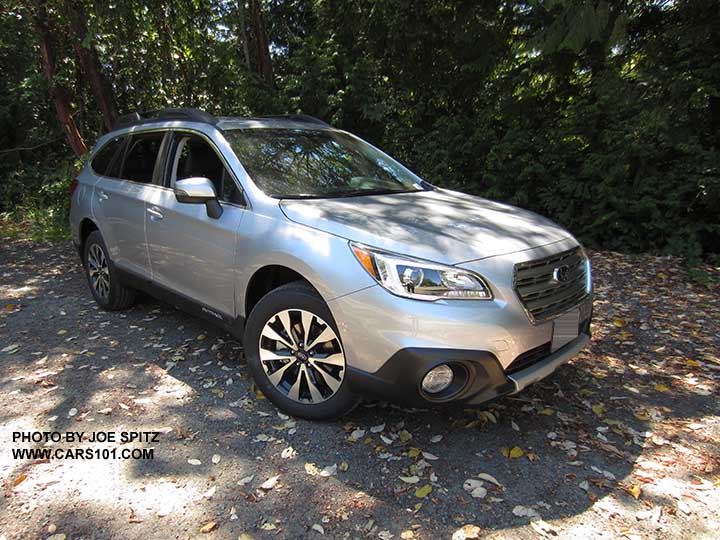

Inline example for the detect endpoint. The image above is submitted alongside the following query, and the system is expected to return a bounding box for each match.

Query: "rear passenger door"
[145,131,245,319]
[92,131,167,278]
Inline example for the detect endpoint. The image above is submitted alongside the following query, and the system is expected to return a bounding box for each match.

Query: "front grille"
[513,247,589,322]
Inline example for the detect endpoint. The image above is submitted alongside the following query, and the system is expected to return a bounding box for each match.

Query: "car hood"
[279,188,574,265]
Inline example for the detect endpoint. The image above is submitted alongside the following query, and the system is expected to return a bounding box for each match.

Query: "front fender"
[234,215,377,317]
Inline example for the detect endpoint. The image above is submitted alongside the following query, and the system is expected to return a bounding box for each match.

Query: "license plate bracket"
[551,308,580,352]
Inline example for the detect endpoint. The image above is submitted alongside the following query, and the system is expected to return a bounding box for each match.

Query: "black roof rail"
[258,114,330,127]
[113,108,217,130]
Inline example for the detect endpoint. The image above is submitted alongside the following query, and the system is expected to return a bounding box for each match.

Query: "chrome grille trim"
[513,246,589,322]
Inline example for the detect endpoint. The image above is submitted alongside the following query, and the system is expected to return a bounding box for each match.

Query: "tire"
[244,281,359,420]
[83,230,136,311]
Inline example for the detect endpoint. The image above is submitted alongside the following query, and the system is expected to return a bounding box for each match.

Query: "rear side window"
[120,132,164,184]
[91,136,124,177]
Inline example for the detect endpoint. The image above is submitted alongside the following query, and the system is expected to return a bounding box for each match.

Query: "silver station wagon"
[70,108,593,419]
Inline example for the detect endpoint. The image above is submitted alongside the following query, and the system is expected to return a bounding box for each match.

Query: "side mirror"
[175,177,223,219]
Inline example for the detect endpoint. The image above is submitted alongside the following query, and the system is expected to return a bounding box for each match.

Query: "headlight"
[350,242,492,301]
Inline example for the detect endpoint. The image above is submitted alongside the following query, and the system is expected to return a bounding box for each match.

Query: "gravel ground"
[0,238,718,540]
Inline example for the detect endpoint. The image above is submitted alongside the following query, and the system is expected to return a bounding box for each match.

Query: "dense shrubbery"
[1,1,718,257]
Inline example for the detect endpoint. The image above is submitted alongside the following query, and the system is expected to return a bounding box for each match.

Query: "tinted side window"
[120,132,164,184]
[171,134,243,204]
[91,136,124,177]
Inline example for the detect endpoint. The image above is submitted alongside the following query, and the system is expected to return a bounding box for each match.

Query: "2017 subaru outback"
[70,108,592,419]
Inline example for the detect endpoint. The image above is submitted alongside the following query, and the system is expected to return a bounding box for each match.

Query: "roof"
[113,108,331,131]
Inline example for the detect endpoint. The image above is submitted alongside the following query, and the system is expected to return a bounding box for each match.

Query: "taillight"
[69,179,79,198]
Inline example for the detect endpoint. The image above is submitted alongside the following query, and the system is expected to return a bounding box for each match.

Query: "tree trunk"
[33,0,87,157]
[237,0,251,69]
[34,1,87,156]
[250,0,273,85]
[65,1,117,131]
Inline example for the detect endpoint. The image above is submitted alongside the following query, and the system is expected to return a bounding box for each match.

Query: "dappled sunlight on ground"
[1,239,719,539]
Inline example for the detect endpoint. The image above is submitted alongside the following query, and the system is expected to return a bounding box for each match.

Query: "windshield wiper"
[276,187,425,200]
[320,188,422,199]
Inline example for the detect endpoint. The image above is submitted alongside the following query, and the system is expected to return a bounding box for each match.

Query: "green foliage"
[0,0,718,257]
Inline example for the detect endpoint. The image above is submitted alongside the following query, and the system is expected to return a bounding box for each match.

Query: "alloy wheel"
[259,309,345,404]
[87,243,110,300]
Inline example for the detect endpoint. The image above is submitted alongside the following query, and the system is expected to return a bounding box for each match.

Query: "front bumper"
[346,330,590,406]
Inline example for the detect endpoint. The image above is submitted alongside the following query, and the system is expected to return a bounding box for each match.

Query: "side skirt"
[115,267,245,341]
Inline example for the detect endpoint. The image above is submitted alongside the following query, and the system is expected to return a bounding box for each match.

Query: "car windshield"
[223,128,428,198]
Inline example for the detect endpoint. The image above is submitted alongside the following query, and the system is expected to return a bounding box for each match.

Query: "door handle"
[147,206,164,221]
[98,190,108,201]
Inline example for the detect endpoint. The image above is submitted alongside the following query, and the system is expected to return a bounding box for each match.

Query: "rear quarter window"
[90,136,125,177]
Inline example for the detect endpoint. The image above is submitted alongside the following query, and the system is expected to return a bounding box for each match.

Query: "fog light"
[421,364,454,394]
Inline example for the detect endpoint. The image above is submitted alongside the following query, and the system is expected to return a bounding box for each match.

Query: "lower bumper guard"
[346,334,590,407]
[507,334,590,393]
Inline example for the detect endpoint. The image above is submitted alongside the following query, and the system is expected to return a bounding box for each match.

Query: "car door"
[92,131,167,278]
[145,131,246,318]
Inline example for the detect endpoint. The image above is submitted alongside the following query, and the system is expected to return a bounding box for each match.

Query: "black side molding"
[114,266,244,340]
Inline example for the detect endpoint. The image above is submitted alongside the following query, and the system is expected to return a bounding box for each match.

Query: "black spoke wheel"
[83,230,135,311]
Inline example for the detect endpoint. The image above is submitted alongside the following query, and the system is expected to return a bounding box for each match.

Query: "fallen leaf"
[237,475,254,486]
[530,518,558,536]
[199,521,217,533]
[259,475,280,490]
[370,423,385,433]
[312,523,325,534]
[502,446,524,459]
[430,434,443,443]
[399,475,420,484]
[212,454,221,464]
[319,464,337,477]
[13,473,28,487]
[452,525,481,540]
[422,451,439,460]
[378,531,394,540]
[260,523,277,531]
[414,484,432,498]
[463,479,487,499]
[654,383,670,393]
[591,404,604,416]
[399,430,412,443]
[477,472,502,487]
[512,505,539,518]
[187,458,202,466]
[348,428,365,441]
[400,531,415,539]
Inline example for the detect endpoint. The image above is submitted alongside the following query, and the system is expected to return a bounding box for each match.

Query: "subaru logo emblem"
[552,265,571,283]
